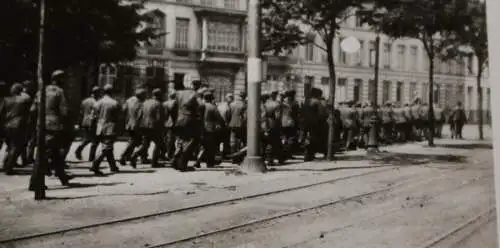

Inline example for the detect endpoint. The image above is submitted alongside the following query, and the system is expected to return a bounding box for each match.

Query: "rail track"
[0,167,396,246]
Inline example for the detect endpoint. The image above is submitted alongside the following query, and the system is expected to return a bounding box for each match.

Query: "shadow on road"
[47,182,125,191]
[43,189,172,201]
[433,143,493,150]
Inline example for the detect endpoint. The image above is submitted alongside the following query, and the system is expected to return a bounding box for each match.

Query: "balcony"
[168,0,246,13]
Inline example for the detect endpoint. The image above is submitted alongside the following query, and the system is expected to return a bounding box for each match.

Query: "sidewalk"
[0,135,493,241]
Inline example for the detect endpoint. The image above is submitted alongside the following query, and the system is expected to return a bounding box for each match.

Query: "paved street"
[0,124,495,248]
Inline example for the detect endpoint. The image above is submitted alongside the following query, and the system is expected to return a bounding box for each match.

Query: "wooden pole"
[31,0,47,200]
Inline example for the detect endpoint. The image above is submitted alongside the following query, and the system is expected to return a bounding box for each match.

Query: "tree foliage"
[0,0,156,82]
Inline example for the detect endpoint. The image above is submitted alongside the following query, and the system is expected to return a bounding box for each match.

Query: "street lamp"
[240,0,266,173]
[361,1,386,155]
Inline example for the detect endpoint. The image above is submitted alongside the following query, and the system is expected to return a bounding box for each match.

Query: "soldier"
[89,84,120,176]
[130,88,165,168]
[342,101,358,150]
[217,93,233,159]
[302,88,325,161]
[410,98,422,141]
[281,90,300,158]
[434,103,445,138]
[393,102,407,142]
[22,80,37,164]
[403,103,413,141]
[119,88,147,166]
[354,102,364,148]
[450,101,467,139]
[419,102,430,141]
[361,101,375,148]
[380,102,394,144]
[172,80,200,172]
[0,83,31,174]
[29,70,74,190]
[162,90,178,161]
[228,92,246,161]
[74,86,101,161]
[262,90,284,165]
[196,91,226,168]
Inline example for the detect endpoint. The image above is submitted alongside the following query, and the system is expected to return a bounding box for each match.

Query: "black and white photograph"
[0,0,498,247]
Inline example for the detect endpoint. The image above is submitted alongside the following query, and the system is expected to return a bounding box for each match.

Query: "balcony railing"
[172,0,244,11]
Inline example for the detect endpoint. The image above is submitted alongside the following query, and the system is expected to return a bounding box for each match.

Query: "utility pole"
[30,0,47,200]
[367,34,381,154]
[241,0,266,173]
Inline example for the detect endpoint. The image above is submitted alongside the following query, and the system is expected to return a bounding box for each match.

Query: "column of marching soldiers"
[0,70,468,190]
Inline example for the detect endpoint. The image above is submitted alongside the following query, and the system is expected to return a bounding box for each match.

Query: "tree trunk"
[326,38,337,161]
[476,59,483,140]
[427,55,435,147]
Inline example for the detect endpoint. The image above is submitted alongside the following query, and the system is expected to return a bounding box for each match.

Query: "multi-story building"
[93,0,490,123]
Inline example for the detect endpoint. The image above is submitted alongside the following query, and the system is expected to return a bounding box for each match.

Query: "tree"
[261,0,307,55]
[442,0,488,140]
[0,0,157,83]
[362,0,464,147]
[272,0,362,160]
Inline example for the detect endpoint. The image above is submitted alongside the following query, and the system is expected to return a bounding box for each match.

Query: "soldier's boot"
[88,142,98,162]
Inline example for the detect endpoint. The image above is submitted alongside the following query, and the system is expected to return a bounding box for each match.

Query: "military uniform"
[410,101,422,140]
[419,104,430,140]
[197,92,226,167]
[0,84,31,174]
[29,72,73,190]
[341,101,358,150]
[393,105,407,142]
[75,87,100,161]
[119,90,146,165]
[434,105,445,138]
[450,103,467,139]
[90,85,121,175]
[302,88,325,161]
[217,94,233,159]
[228,93,246,157]
[380,102,394,144]
[361,103,375,148]
[281,90,300,158]
[162,92,178,160]
[131,89,165,168]
[172,87,200,171]
[262,91,284,165]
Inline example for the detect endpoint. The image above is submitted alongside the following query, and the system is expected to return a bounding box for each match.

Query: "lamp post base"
[240,156,267,173]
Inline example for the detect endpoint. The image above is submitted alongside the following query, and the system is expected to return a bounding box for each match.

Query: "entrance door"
[201,74,234,102]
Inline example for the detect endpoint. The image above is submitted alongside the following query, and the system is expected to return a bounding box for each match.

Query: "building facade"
[94,0,490,122]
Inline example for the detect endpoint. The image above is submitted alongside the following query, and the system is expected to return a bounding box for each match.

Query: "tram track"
[0,167,397,246]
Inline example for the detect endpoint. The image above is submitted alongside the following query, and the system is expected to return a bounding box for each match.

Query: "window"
[382,80,391,103]
[396,81,403,102]
[321,77,330,85]
[369,41,376,67]
[224,0,238,9]
[175,18,189,49]
[422,83,429,103]
[447,61,453,74]
[337,78,348,102]
[353,79,362,102]
[144,10,166,49]
[441,59,448,74]
[368,79,375,102]
[355,12,363,27]
[339,37,347,65]
[146,65,166,92]
[201,0,214,6]
[305,76,314,85]
[456,85,464,104]
[467,86,473,110]
[409,82,417,102]
[445,84,453,107]
[423,52,429,71]
[115,65,136,98]
[396,45,405,70]
[99,64,117,88]
[354,40,364,66]
[305,42,314,62]
[383,43,391,69]
[207,21,241,52]
[434,57,441,73]
[321,53,328,63]
[410,46,418,71]
[467,54,474,75]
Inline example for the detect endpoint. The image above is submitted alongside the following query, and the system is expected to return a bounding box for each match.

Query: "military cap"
[103,84,113,92]
[91,86,101,93]
[152,88,162,97]
[203,90,213,97]
[197,88,207,95]
[51,69,65,79]
[270,90,279,96]
[135,88,147,96]
[192,80,201,86]
[10,83,23,95]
